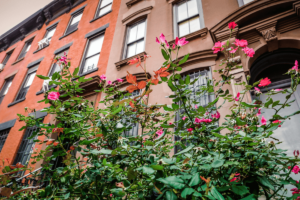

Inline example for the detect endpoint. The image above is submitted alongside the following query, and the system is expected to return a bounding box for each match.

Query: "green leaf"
[163,157,176,164]
[168,78,177,91]
[175,144,194,155]
[240,194,256,200]
[264,98,273,108]
[157,176,185,189]
[232,185,249,196]
[181,188,194,198]
[73,67,79,76]
[189,172,200,186]
[172,103,179,110]
[272,100,280,108]
[241,102,257,108]
[164,105,174,111]
[151,165,164,170]
[257,176,275,190]
[211,159,224,168]
[211,186,225,200]
[179,54,189,65]
[112,106,123,115]
[236,117,247,126]
[36,75,50,80]
[161,49,170,60]
[99,149,112,154]
[166,190,178,200]
[185,75,190,84]
[161,77,168,82]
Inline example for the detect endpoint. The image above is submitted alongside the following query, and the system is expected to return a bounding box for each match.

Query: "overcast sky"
[0,0,53,35]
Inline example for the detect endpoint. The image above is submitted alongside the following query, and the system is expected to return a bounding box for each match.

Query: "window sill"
[169,27,208,46]
[59,28,78,40]
[33,44,49,54]
[11,58,24,66]
[115,52,147,71]
[90,10,112,23]
[36,85,57,95]
[8,98,26,107]
[72,68,99,81]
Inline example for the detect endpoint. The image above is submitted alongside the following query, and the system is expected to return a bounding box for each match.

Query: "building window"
[237,0,254,6]
[0,128,10,152]
[173,0,204,37]
[174,68,213,153]
[96,0,113,17]
[49,50,69,77]
[124,19,146,59]
[15,65,38,101]
[13,126,39,168]
[2,50,13,65]
[17,38,33,60]
[65,11,83,35]
[44,26,56,42]
[80,34,104,74]
[0,76,14,104]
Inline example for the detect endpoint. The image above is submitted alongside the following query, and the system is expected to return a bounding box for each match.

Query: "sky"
[0,0,53,35]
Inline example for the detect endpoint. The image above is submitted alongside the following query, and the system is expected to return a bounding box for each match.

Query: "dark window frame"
[123,19,147,59]
[2,50,14,65]
[43,25,57,43]
[64,10,83,36]
[0,128,10,152]
[173,0,205,38]
[15,65,38,101]
[79,33,105,75]
[237,0,254,7]
[17,38,34,60]
[0,76,14,104]
[95,0,113,18]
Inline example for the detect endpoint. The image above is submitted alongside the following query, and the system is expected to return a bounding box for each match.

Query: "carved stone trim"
[169,27,208,45]
[175,49,217,67]
[126,0,143,8]
[112,72,151,87]
[122,6,153,23]
[256,21,277,42]
[214,26,238,42]
[19,27,27,41]
[44,9,53,25]
[294,1,300,17]
[115,52,147,71]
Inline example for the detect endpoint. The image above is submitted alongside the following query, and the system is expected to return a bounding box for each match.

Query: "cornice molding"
[126,0,143,8]
[115,52,147,71]
[169,27,208,45]
[176,49,217,67]
[294,1,300,17]
[122,6,153,23]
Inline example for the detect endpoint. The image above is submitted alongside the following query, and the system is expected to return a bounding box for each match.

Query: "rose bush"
[2,23,300,199]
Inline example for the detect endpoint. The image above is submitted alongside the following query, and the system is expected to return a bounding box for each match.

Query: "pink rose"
[117,78,123,83]
[107,80,112,85]
[228,22,237,30]
[182,116,187,120]
[159,33,166,43]
[292,165,300,174]
[177,37,189,46]
[229,47,238,54]
[235,39,248,48]
[100,74,107,80]
[242,47,255,57]
[47,92,60,100]
[212,41,225,54]
[187,128,193,133]
[258,77,271,87]
[156,37,160,44]
[261,116,267,125]
[234,92,240,101]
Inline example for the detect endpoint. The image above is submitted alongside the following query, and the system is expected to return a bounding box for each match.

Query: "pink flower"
[165,40,170,48]
[292,60,299,70]
[117,78,123,83]
[212,41,225,53]
[169,122,172,125]
[160,33,166,43]
[156,37,160,44]
[172,44,176,49]
[230,177,237,182]
[195,105,198,109]
[257,108,261,116]
[272,120,281,127]
[261,116,267,125]
[187,128,193,133]
[175,37,179,46]
[156,129,164,137]
[182,116,187,120]
[235,39,248,48]
[292,166,300,174]
[228,22,237,30]
[258,77,271,87]
[100,74,107,80]
[59,56,67,65]
[234,92,240,101]
[254,87,261,93]
[212,111,220,119]
[203,119,212,123]
[195,118,202,123]
[275,89,282,92]
[48,92,60,100]
[177,37,189,46]
[107,80,112,85]
[242,47,255,57]
[229,47,238,54]
[110,194,113,197]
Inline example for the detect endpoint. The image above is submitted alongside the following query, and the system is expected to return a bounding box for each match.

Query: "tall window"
[65,11,83,35]
[17,38,33,60]
[15,65,38,101]
[2,50,13,65]
[96,0,113,17]
[124,20,146,59]
[174,0,203,37]
[0,76,14,104]
[13,126,39,168]
[44,26,56,42]
[237,0,254,6]
[80,34,104,74]
[0,128,10,152]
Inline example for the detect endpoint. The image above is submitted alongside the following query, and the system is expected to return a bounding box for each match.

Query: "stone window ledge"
[33,44,49,54]
[115,52,147,71]
[8,98,26,107]
[169,27,208,46]
[11,58,24,65]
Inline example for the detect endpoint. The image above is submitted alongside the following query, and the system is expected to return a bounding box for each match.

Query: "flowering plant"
[6,22,300,200]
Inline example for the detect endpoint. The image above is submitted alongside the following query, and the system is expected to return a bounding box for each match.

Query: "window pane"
[136,40,144,55]
[24,72,36,88]
[86,35,104,57]
[136,22,145,40]
[99,4,112,16]
[127,43,136,58]
[71,13,82,25]
[178,1,188,21]
[179,20,190,37]
[3,81,12,95]
[189,16,200,33]
[83,54,100,73]
[100,0,112,8]
[25,44,31,53]
[128,25,138,43]
[45,28,56,40]
[243,0,253,4]
[187,0,198,17]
